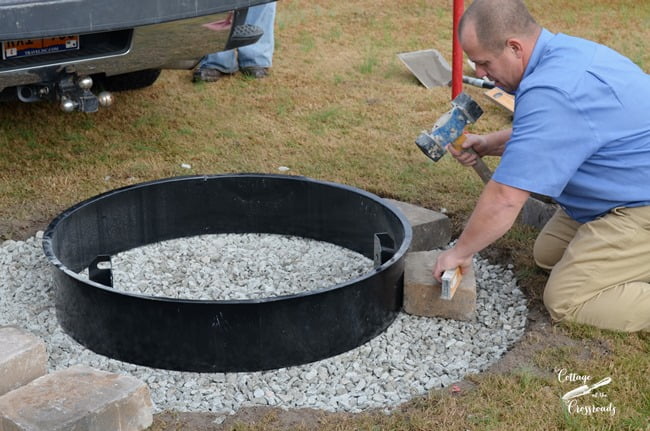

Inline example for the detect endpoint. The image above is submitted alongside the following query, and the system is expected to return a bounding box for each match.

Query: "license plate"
[2,35,79,60]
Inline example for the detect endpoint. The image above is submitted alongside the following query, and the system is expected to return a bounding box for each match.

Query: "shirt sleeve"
[492,86,600,197]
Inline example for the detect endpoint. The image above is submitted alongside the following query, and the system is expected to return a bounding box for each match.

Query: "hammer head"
[415,91,483,162]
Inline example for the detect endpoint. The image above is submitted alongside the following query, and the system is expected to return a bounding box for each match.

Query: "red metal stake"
[452,0,464,98]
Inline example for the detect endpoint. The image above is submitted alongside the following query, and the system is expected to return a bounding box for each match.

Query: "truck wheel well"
[99,69,162,92]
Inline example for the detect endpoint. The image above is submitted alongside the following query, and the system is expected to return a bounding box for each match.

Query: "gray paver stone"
[0,365,153,431]
[520,198,558,229]
[403,250,476,320]
[0,326,47,397]
[385,199,451,252]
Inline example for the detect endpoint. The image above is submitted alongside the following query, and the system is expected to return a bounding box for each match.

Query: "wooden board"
[441,267,462,300]
[484,87,515,113]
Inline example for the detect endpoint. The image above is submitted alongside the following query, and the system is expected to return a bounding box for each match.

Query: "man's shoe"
[192,68,229,83]
[241,67,269,79]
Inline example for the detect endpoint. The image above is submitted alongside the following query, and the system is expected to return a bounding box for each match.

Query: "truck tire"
[100,69,162,92]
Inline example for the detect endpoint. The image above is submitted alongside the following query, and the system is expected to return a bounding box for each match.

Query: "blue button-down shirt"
[492,29,650,222]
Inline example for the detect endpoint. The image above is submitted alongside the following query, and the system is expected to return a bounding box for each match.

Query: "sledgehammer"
[415,91,492,183]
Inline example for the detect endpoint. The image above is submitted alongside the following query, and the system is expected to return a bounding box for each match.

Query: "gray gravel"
[96,234,375,300]
[1,232,527,419]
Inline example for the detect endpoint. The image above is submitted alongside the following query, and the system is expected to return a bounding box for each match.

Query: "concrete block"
[403,250,476,320]
[0,326,47,397]
[385,199,451,252]
[0,366,153,431]
[520,198,558,229]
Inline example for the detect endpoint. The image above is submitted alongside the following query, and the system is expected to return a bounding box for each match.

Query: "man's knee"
[542,280,572,322]
[533,209,577,270]
[534,235,559,270]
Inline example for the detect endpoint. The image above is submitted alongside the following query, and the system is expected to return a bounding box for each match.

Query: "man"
[193,2,276,82]
[433,0,650,332]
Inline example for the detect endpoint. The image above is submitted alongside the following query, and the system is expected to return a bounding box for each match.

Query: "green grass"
[0,0,649,429]
[358,52,379,74]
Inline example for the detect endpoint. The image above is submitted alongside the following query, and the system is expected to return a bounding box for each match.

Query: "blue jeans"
[199,2,276,73]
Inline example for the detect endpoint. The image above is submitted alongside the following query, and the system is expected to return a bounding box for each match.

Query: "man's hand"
[446,133,488,166]
[447,129,512,166]
[433,247,473,282]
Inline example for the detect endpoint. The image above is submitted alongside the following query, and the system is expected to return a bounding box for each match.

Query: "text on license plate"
[2,35,79,60]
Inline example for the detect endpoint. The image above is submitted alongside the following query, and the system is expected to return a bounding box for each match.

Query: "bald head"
[459,0,539,54]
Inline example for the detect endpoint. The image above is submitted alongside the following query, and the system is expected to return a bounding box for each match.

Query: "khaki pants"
[533,206,650,332]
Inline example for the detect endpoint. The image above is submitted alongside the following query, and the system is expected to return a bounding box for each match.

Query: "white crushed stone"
[1,231,527,418]
[88,233,374,300]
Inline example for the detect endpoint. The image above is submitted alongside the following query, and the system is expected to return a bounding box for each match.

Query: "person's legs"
[193,49,238,82]
[194,2,275,81]
[237,2,276,70]
[197,49,238,74]
[540,206,650,332]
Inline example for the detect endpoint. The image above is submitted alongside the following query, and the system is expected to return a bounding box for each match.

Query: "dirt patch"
[153,407,354,431]
[0,211,52,242]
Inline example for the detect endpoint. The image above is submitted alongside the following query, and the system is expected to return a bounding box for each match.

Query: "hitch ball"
[77,76,93,90]
[60,97,78,113]
[97,91,114,108]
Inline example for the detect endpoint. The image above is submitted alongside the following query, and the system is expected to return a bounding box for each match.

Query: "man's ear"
[506,38,524,59]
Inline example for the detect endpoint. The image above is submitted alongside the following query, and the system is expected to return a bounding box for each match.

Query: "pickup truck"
[0,0,273,112]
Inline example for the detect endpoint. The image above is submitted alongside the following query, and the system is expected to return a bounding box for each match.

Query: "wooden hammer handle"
[468,154,493,184]
[452,135,492,184]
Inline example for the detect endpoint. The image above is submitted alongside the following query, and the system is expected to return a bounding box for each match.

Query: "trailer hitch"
[15,73,113,112]
[58,75,113,113]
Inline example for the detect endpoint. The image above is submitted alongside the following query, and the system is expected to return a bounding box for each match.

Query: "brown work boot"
[192,67,229,83]
[241,67,269,79]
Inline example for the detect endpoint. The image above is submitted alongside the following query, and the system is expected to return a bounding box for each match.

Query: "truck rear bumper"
[0,11,234,91]
[0,0,273,40]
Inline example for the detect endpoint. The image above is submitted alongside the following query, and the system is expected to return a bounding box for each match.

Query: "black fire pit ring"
[42,174,412,372]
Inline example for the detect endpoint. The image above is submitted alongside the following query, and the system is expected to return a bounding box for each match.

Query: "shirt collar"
[517,28,554,95]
